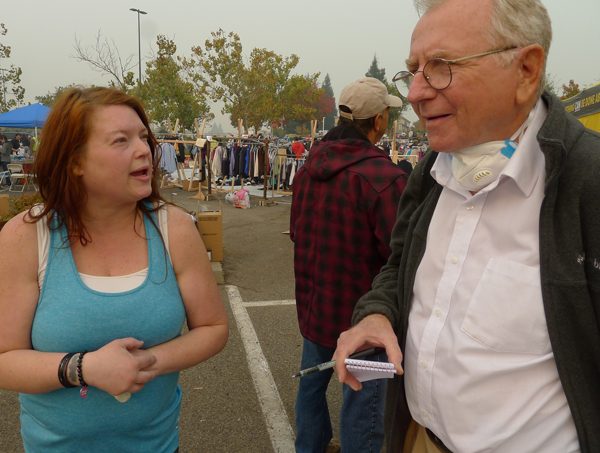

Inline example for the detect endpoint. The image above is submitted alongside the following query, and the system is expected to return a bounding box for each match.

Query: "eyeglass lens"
[394,73,412,98]
[394,59,452,98]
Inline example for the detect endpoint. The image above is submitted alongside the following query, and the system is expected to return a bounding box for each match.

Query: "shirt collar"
[431,98,548,197]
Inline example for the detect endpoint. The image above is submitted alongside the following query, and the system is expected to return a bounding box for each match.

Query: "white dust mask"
[451,109,535,191]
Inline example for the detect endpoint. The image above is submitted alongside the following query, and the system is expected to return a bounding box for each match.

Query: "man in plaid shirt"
[291,77,408,453]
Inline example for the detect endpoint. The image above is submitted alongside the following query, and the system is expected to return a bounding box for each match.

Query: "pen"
[292,348,378,378]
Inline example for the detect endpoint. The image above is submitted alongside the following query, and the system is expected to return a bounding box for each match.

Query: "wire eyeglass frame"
[392,46,518,98]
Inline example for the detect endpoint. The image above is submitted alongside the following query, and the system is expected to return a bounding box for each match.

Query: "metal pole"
[137,12,141,89]
[130,8,147,94]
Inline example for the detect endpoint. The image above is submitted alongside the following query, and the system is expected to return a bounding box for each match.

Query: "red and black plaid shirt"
[290,126,408,348]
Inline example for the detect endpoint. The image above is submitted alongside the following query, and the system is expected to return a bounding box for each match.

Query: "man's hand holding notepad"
[344,358,397,382]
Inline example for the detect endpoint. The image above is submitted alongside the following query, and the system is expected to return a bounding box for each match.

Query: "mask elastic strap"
[510,107,536,143]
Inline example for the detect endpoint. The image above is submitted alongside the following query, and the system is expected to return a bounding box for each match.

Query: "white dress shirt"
[405,100,579,453]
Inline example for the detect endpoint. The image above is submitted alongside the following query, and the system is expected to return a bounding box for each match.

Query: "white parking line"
[226,285,295,452]
[241,300,296,308]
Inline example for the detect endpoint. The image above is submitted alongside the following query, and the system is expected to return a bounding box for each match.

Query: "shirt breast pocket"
[460,258,550,355]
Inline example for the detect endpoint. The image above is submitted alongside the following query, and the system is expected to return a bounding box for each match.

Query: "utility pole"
[129,8,147,94]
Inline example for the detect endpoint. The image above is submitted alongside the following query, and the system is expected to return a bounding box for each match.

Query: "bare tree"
[71,31,137,91]
[0,23,26,112]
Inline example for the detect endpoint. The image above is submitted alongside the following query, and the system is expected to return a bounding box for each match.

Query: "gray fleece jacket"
[352,91,600,452]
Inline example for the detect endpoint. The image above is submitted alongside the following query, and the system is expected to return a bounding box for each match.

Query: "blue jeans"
[295,339,387,453]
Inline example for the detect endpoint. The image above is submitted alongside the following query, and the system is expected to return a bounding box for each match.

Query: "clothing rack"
[275,151,307,196]
[208,135,274,206]
[156,118,216,201]
[188,118,215,201]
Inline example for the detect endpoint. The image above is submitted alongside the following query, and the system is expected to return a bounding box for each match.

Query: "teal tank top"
[20,207,186,453]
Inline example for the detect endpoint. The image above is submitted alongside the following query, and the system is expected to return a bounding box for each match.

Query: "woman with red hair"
[0,86,229,453]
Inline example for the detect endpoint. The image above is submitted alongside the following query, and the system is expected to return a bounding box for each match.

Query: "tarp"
[0,103,51,128]
[562,82,600,133]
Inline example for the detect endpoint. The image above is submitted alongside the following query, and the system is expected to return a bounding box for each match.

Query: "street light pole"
[129,8,147,94]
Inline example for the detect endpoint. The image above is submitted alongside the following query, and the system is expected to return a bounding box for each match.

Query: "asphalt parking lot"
[0,185,345,452]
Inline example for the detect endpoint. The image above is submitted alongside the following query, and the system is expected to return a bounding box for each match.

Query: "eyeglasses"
[392,46,517,98]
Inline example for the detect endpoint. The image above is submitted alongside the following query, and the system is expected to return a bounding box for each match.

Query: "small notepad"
[344,359,397,382]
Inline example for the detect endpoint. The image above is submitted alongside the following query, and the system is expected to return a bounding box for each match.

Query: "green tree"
[365,54,386,83]
[0,24,26,112]
[140,35,211,132]
[364,55,407,133]
[35,84,76,107]
[412,120,425,135]
[384,80,408,134]
[183,29,320,134]
[280,79,330,135]
[561,79,581,100]
[322,74,337,130]
[242,47,320,133]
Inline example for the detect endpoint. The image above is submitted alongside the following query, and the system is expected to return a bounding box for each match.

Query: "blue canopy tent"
[0,103,50,133]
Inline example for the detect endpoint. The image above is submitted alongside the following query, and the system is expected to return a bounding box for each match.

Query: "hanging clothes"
[158,143,178,174]
[176,141,186,163]
[211,144,224,177]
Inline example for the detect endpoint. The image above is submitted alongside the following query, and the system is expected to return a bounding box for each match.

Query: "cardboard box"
[0,194,9,217]
[197,204,223,262]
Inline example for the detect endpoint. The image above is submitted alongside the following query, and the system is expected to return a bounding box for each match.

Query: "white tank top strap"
[36,202,171,292]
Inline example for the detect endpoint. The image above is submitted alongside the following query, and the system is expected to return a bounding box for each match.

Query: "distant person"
[0,136,12,186]
[11,133,21,154]
[30,135,38,156]
[290,77,408,453]
[0,86,229,453]
[291,136,305,158]
[21,134,31,155]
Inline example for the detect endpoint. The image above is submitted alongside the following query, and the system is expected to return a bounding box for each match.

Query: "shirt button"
[421,361,427,370]
[435,309,442,317]
[466,205,474,210]
[451,257,458,264]
[422,411,429,419]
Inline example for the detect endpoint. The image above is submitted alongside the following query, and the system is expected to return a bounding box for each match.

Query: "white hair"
[413,0,552,96]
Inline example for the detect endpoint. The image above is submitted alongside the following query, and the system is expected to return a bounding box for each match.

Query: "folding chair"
[0,170,10,192]
[7,163,37,192]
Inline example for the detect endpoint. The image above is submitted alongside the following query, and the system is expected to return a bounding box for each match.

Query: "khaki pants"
[403,420,446,453]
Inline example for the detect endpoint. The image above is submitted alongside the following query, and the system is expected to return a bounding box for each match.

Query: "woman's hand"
[81,338,158,396]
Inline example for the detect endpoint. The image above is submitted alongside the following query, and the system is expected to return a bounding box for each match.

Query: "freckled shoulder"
[164,204,198,240]
[0,211,40,279]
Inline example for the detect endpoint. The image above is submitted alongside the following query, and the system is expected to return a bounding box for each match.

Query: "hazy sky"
[3,0,599,131]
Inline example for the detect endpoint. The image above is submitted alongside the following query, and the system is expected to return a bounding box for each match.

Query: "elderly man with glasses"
[334,0,600,452]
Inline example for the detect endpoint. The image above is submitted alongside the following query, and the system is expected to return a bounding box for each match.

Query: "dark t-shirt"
[11,138,20,150]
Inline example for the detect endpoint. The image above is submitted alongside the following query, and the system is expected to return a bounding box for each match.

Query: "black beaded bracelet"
[77,351,89,399]
[58,352,77,389]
